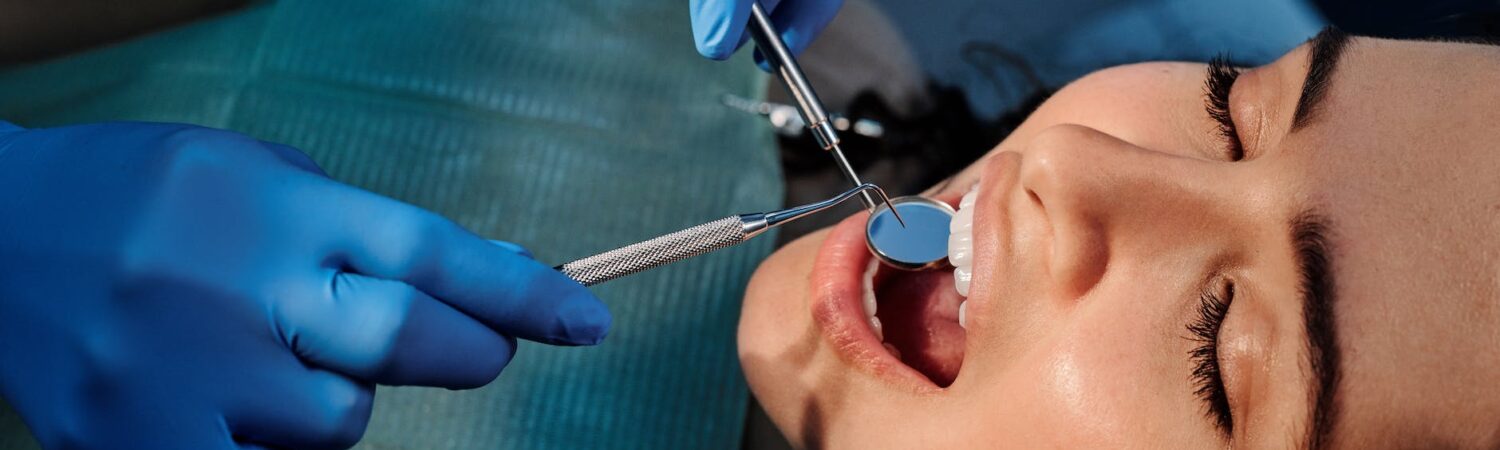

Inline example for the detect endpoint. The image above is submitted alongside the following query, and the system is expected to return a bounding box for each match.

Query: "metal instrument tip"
[866,184,906,228]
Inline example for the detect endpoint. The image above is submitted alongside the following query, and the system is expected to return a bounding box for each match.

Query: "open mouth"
[811,186,981,389]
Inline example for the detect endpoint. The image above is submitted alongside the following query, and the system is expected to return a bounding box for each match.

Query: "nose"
[1018,124,1229,299]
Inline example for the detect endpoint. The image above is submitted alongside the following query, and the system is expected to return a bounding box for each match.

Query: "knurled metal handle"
[556,216,747,286]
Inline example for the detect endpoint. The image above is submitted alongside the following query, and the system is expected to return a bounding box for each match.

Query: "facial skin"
[739,33,1500,448]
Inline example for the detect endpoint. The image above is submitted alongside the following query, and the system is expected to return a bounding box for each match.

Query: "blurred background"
[1,0,1496,448]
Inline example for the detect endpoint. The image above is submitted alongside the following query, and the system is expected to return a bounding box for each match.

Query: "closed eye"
[1187,280,1234,437]
[1204,55,1245,162]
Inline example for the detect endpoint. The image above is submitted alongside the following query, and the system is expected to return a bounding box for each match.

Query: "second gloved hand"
[689,0,845,62]
[0,121,610,449]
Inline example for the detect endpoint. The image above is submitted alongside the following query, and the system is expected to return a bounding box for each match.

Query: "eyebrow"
[1292,27,1353,131]
[1291,213,1342,449]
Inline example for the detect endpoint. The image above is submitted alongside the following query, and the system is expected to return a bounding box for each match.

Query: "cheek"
[974,292,1203,445]
[1039,322,1159,440]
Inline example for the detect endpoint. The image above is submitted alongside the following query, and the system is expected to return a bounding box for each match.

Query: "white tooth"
[861,260,878,318]
[870,316,885,341]
[958,300,968,329]
[950,204,974,233]
[948,230,973,267]
[953,265,972,297]
[960,189,978,209]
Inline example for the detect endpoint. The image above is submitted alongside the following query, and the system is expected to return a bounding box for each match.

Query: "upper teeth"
[861,259,883,341]
[950,184,979,328]
[861,185,979,353]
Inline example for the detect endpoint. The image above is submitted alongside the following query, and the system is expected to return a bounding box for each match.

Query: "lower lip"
[809,196,961,392]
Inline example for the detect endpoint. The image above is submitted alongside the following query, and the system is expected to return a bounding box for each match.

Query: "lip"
[965,151,1024,342]
[809,193,963,393]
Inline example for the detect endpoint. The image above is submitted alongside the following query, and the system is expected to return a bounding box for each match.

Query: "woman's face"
[739,32,1500,448]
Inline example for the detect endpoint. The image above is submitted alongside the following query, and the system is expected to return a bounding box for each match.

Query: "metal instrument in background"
[720,94,886,140]
[745,1,878,211]
[557,184,901,286]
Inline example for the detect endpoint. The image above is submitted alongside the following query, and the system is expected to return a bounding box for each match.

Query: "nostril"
[1015,125,1119,300]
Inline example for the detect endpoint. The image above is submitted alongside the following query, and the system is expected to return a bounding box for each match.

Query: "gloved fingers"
[283,272,518,389]
[259,141,330,177]
[691,0,778,60]
[769,0,842,58]
[770,0,842,57]
[224,367,374,450]
[334,190,611,346]
[0,120,22,133]
[751,0,841,70]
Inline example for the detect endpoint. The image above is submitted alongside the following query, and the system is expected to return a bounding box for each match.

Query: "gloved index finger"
[335,189,611,346]
[691,0,777,60]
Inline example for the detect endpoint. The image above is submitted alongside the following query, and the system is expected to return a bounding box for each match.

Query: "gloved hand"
[689,0,845,64]
[0,121,610,449]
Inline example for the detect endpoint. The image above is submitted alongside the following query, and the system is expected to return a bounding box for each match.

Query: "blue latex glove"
[689,0,844,65]
[0,121,611,449]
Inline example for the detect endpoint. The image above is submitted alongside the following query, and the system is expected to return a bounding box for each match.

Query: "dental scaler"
[556,3,959,286]
[745,1,878,211]
[748,2,957,272]
[557,184,902,286]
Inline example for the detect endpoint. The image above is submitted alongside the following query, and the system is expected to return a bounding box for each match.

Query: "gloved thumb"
[489,240,534,259]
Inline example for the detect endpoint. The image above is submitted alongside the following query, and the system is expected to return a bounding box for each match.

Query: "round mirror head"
[865,195,954,270]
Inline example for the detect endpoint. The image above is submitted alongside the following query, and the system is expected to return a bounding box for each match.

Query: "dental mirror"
[865,196,954,270]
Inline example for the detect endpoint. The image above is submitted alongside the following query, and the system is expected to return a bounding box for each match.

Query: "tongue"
[873,265,967,386]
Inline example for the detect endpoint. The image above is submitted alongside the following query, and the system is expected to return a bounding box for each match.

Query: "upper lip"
[959,152,1026,371]
[968,153,1019,317]
[808,193,964,393]
[979,150,1104,303]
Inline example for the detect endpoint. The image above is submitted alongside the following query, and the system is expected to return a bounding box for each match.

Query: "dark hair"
[1312,1,1500,41]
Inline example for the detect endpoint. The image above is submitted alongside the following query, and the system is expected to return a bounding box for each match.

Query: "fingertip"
[696,29,746,61]
[691,0,752,60]
[260,141,329,177]
[488,240,534,259]
[753,49,772,72]
[771,0,843,57]
[548,285,612,346]
[446,334,517,390]
[783,31,809,57]
[697,41,736,61]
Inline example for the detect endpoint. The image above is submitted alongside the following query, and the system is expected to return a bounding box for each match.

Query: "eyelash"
[1205,55,1245,162]
[1188,280,1235,435]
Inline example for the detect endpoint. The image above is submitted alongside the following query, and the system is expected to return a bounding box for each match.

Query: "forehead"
[1278,37,1500,445]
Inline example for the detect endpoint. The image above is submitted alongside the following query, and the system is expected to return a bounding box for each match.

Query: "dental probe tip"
[866,184,906,228]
